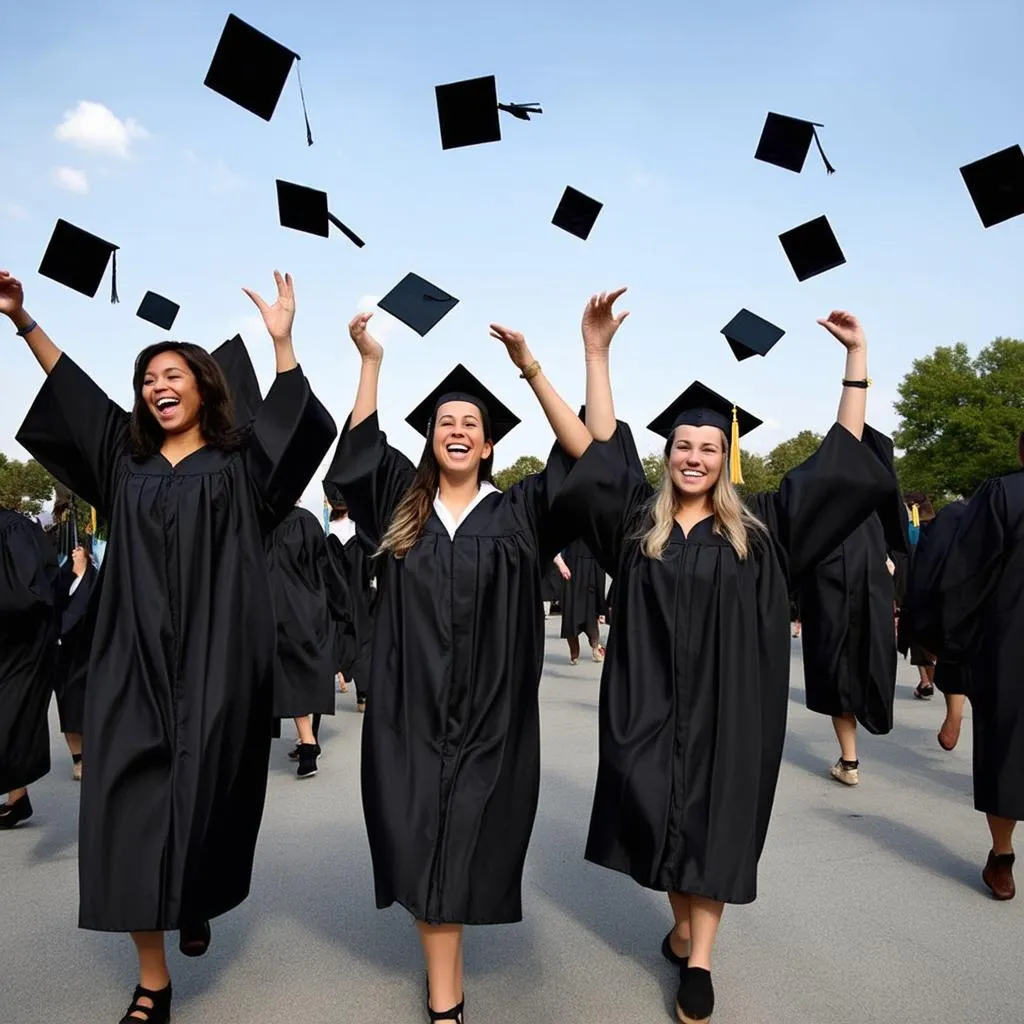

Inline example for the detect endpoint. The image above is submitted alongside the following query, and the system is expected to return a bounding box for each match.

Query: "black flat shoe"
[676,967,714,1024]
[428,999,464,1023]
[661,930,689,969]
[119,982,171,1023]
[0,794,33,830]
[179,919,211,957]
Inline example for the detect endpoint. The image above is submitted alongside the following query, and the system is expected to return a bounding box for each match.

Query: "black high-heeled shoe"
[118,982,172,1024]
[179,919,211,957]
[675,967,714,1024]
[0,793,33,830]
[425,976,465,1022]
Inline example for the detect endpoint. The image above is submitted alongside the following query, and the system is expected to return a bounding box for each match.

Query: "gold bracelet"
[520,361,541,381]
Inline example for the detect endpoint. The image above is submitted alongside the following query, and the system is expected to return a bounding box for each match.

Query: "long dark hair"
[129,342,246,459]
[378,416,495,559]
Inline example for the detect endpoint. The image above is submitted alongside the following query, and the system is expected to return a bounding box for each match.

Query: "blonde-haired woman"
[323,313,590,1024]
[559,289,897,1023]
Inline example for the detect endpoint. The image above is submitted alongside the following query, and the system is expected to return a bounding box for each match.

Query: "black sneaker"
[297,743,319,779]
[289,741,321,761]
[0,793,33,829]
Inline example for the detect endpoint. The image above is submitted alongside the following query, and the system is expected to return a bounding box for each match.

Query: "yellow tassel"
[729,405,744,485]
[911,503,920,528]
[87,506,97,536]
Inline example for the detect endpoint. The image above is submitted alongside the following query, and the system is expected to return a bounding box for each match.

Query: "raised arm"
[348,313,384,428]
[818,310,868,440]
[242,270,298,374]
[489,324,591,459]
[1,271,61,374]
[580,288,629,442]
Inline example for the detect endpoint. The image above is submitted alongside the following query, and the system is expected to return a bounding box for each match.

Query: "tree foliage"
[766,430,824,483]
[641,452,665,488]
[0,454,53,514]
[735,450,774,501]
[493,454,545,491]
[894,338,1024,502]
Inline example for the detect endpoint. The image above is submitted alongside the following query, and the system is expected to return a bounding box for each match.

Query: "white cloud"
[54,101,149,158]
[1,203,29,220]
[51,166,90,193]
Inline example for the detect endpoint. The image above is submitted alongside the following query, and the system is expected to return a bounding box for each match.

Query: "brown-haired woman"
[2,269,336,1024]
[323,313,590,1024]
[557,289,896,1023]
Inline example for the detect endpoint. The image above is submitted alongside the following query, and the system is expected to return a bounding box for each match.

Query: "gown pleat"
[53,562,99,735]
[559,538,608,640]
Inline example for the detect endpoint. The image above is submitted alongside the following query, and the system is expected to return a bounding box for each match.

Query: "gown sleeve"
[751,423,898,582]
[245,366,337,529]
[0,516,55,616]
[15,354,129,519]
[322,412,417,549]
[547,423,653,577]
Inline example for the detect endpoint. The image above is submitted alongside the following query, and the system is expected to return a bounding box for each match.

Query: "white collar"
[329,517,356,542]
[433,482,499,540]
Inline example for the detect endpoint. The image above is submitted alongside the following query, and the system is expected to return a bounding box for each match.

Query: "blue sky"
[3,0,1023,512]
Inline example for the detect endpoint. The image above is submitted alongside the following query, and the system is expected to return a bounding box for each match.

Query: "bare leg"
[416,922,464,1014]
[687,895,724,971]
[336,672,349,693]
[832,713,858,762]
[4,786,28,804]
[64,732,83,757]
[294,715,316,745]
[667,891,691,958]
[128,932,170,1018]
[938,693,966,750]
[988,815,1017,856]
[567,636,581,662]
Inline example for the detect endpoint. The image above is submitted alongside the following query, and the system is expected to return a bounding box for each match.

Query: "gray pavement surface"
[2,621,1021,1024]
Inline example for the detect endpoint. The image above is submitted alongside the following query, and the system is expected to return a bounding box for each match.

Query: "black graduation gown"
[540,559,562,604]
[16,354,335,931]
[326,523,376,686]
[324,412,563,924]
[557,423,894,904]
[267,508,337,718]
[53,562,99,735]
[0,510,58,793]
[913,478,1024,818]
[559,538,608,640]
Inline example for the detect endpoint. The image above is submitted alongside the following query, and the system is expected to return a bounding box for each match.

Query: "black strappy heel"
[119,982,172,1024]
[179,919,211,957]
[428,998,464,1023]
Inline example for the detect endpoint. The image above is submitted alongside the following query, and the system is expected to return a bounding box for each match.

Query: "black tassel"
[811,125,836,175]
[110,249,120,304]
[328,212,365,248]
[499,101,543,121]
[296,58,313,146]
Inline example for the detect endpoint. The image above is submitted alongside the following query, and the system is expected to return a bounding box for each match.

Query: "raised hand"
[243,271,295,343]
[0,271,25,318]
[349,313,383,363]
[582,287,629,356]
[71,546,88,577]
[817,310,866,351]
[489,324,534,371]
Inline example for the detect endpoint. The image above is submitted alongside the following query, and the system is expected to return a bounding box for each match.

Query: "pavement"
[2,620,1021,1024]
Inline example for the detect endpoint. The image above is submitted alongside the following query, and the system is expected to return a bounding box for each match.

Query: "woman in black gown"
[558,288,894,1024]
[558,537,607,664]
[323,311,590,1023]
[4,269,336,1024]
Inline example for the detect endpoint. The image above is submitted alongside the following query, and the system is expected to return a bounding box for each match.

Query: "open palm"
[0,271,25,317]
[243,271,295,342]
[582,287,629,354]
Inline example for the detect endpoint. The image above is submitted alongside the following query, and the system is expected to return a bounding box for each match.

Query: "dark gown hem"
[377,895,524,927]
[78,891,248,932]
[583,854,756,906]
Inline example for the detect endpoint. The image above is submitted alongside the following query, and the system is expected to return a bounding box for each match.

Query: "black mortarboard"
[648,381,761,485]
[204,14,313,144]
[378,273,458,336]
[211,334,263,427]
[406,363,520,443]
[38,219,119,302]
[755,112,836,174]
[552,186,603,240]
[434,75,543,150]
[720,309,785,362]
[960,144,1024,228]
[779,215,846,282]
[275,180,365,246]
[136,291,180,331]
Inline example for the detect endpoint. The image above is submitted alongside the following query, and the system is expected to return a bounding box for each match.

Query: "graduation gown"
[324,413,563,924]
[326,521,376,687]
[557,424,893,904]
[53,562,99,735]
[0,510,58,793]
[16,354,335,931]
[559,538,608,640]
[267,508,337,718]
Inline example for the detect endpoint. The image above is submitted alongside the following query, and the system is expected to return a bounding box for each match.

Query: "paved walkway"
[2,622,1021,1023]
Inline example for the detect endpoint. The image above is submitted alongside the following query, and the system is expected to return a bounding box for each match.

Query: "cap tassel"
[729,405,744,486]
[498,101,543,121]
[328,212,366,248]
[911,503,920,529]
[295,57,313,146]
[110,249,119,304]
[810,124,836,174]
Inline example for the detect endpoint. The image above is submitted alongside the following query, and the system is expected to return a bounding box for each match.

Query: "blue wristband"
[15,320,38,337]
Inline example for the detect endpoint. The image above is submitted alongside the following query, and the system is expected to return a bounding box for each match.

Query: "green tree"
[735,450,774,501]
[0,453,53,514]
[894,339,1024,501]
[641,452,665,488]
[493,454,545,491]
[766,430,824,485]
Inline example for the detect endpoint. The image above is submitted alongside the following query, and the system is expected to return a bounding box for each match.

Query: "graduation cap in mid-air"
[204,13,313,145]
[276,180,365,247]
[552,186,604,240]
[959,144,1024,228]
[38,219,119,302]
[778,215,847,282]
[377,273,459,337]
[210,334,263,427]
[720,309,785,362]
[755,112,836,174]
[647,381,762,485]
[434,75,542,150]
[406,363,521,444]
[136,291,180,331]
